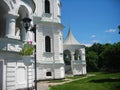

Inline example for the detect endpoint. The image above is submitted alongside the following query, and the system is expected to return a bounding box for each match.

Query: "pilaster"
[53,32,59,61]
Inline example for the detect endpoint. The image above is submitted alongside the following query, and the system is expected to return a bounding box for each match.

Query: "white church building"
[0,0,86,90]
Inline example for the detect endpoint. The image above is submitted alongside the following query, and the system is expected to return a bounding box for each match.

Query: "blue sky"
[61,0,120,46]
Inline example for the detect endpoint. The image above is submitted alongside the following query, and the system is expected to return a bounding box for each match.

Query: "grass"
[50,72,120,90]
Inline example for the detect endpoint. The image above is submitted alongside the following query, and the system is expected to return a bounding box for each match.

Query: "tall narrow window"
[45,0,50,13]
[45,36,51,52]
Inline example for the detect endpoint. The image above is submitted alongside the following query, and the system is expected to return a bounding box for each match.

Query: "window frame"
[45,36,51,52]
[45,0,50,13]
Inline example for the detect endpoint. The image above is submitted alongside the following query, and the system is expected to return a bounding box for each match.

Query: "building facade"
[0,0,86,90]
[33,0,65,80]
[0,0,36,90]
[63,29,86,75]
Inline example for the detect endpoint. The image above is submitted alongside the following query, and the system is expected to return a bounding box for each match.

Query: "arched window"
[45,36,51,52]
[45,0,50,13]
[63,50,71,65]
[74,49,81,60]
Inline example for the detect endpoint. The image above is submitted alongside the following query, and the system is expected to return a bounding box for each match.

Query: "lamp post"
[118,25,120,34]
[22,17,37,90]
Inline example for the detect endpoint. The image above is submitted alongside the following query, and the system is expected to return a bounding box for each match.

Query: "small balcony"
[72,60,86,65]
[0,38,22,52]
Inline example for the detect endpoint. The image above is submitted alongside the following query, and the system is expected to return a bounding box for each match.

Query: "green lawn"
[50,72,120,90]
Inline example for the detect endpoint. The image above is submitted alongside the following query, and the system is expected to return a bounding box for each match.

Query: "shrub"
[20,42,34,56]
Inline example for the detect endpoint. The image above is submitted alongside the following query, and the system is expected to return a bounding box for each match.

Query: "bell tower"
[34,0,61,23]
[33,0,65,80]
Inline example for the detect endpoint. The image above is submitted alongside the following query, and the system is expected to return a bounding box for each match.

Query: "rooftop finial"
[64,23,80,45]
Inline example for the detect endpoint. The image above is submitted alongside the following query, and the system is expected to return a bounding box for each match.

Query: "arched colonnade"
[0,0,35,41]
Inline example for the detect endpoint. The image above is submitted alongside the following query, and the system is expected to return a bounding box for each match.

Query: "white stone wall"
[35,21,64,63]
[33,0,64,80]
[34,0,61,23]
[1,0,65,85]
[71,60,87,75]
[6,62,34,90]
[37,63,64,80]
[63,45,87,75]
[35,22,65,80]
[0,52,34,90]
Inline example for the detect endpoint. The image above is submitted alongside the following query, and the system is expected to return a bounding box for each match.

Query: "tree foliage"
[86,51,98,72]
[86,42,120,72]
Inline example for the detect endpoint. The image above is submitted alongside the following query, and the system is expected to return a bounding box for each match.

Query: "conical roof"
[64,28,80,45]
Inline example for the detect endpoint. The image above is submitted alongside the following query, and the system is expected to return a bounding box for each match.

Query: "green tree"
[86,43,103,72]
[86,42,120,72]
[86,51,99,72]
[100,42,120,72]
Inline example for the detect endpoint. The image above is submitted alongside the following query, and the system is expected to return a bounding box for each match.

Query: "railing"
[71,60,86,65]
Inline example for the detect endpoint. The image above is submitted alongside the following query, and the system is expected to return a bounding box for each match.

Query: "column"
[5,13,18,38]
[81,48,85,61]
[80,48,86,74]
[21,27,26,41]
[71,52,74,61]
[71,52,74,75]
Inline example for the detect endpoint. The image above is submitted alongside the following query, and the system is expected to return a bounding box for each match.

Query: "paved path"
[37,81,49,90]
[37,74,95,90]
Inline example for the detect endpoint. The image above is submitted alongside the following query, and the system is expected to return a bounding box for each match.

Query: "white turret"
[33,0,65,80]
[34,0,61,23]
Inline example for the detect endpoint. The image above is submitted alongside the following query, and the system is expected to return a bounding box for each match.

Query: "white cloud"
[105,29,116,33]
[92,40,99,43]
[85,44,92,47]
[82,43,92,47]
[91,35,96,38]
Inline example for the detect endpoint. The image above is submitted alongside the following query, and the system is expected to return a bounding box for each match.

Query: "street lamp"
[22,17,32,31]
[22,17,37,90]
[118,25,120,34]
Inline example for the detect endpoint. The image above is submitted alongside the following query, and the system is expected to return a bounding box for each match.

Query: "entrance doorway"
[63,50,72,74]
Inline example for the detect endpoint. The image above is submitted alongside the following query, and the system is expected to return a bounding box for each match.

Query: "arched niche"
[63,49,73,74]
[16,5,30,40]
[63,49,71,65]
[74,49,82,60]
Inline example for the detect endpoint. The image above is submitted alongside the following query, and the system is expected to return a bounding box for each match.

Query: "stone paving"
[37,81,50,90]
